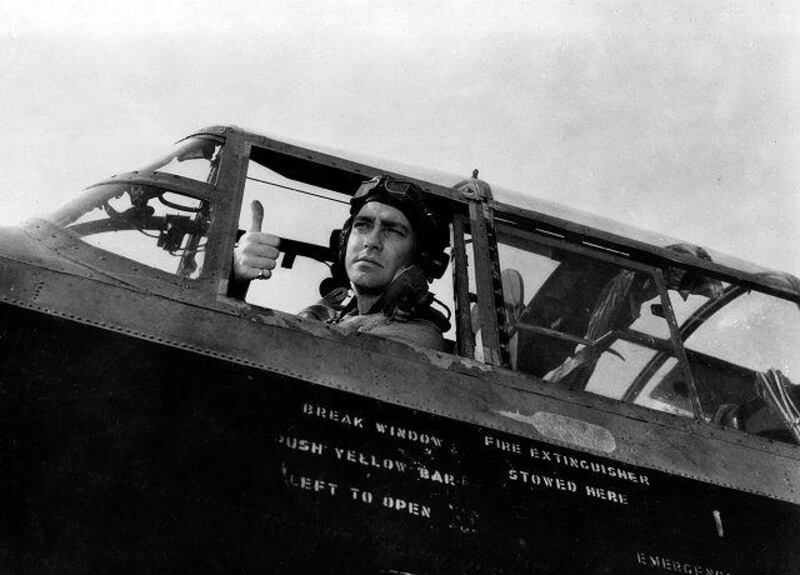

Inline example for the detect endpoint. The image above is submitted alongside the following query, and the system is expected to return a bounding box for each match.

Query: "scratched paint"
[497,410,617,453]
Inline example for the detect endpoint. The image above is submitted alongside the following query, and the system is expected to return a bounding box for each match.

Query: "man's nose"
[363,226,383,250]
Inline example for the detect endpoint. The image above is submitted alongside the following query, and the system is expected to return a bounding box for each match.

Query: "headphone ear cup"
[337,217,352,265]
[329,228,342,259]
[425,250,450,280]
[327,222,351,289]
[418,219,450,281]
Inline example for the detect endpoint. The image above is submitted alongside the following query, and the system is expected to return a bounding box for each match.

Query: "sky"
[0,0,798,274]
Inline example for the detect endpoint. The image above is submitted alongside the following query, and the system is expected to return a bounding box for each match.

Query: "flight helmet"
[330,175,450,286]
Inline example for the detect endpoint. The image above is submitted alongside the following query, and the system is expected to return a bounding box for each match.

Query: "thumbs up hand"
[233,200,282,281]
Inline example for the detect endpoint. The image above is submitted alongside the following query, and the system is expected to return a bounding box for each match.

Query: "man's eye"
[353,221,369,230]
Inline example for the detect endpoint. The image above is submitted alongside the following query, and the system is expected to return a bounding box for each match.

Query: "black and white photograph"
[1,1,798,572]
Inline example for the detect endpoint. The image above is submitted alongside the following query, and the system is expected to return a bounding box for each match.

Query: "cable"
[246,177,350,205]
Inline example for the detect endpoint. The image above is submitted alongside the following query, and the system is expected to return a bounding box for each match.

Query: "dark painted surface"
[2,303,799,574]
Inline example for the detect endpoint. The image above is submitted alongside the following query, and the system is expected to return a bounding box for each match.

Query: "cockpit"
[45,135,222,281]
[34,126,800,448]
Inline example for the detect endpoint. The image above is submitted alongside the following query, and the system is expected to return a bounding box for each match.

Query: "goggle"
[353,175,424,204]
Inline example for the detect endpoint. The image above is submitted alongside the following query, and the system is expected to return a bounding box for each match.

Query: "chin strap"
[297,286,350,322]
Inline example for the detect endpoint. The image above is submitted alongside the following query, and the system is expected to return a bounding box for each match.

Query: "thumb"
[249,200,264,233]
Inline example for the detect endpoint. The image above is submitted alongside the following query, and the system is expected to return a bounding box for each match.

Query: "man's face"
[345,201,416,294]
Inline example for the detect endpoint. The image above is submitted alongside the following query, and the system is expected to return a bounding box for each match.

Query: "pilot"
[231,175,450,351]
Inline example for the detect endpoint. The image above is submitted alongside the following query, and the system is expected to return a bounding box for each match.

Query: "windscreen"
[129,136,223,184]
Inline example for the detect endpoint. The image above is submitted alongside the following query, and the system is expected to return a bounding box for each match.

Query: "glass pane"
[680,289,800,443]
[631,358,692,416]
[239,156,457,341]
[686,291,799,377]
[62,183,209,279]
[132,136,222,184]
[240,159,350,314]
[496,232,694,417]
[587,342,664,400]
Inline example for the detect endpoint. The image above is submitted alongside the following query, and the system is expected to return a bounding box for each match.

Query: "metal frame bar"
[510,322,596,347]
[616,328,674,352]
[452,214,476,359]
[653,268,705,419]
[491,198,799,301]
[208,134,249,291]
[468,199,509,367]
[622,286,744,403]
[496,220,655,275]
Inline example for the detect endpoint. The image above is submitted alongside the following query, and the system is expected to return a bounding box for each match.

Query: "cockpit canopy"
[31,125,800,448]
